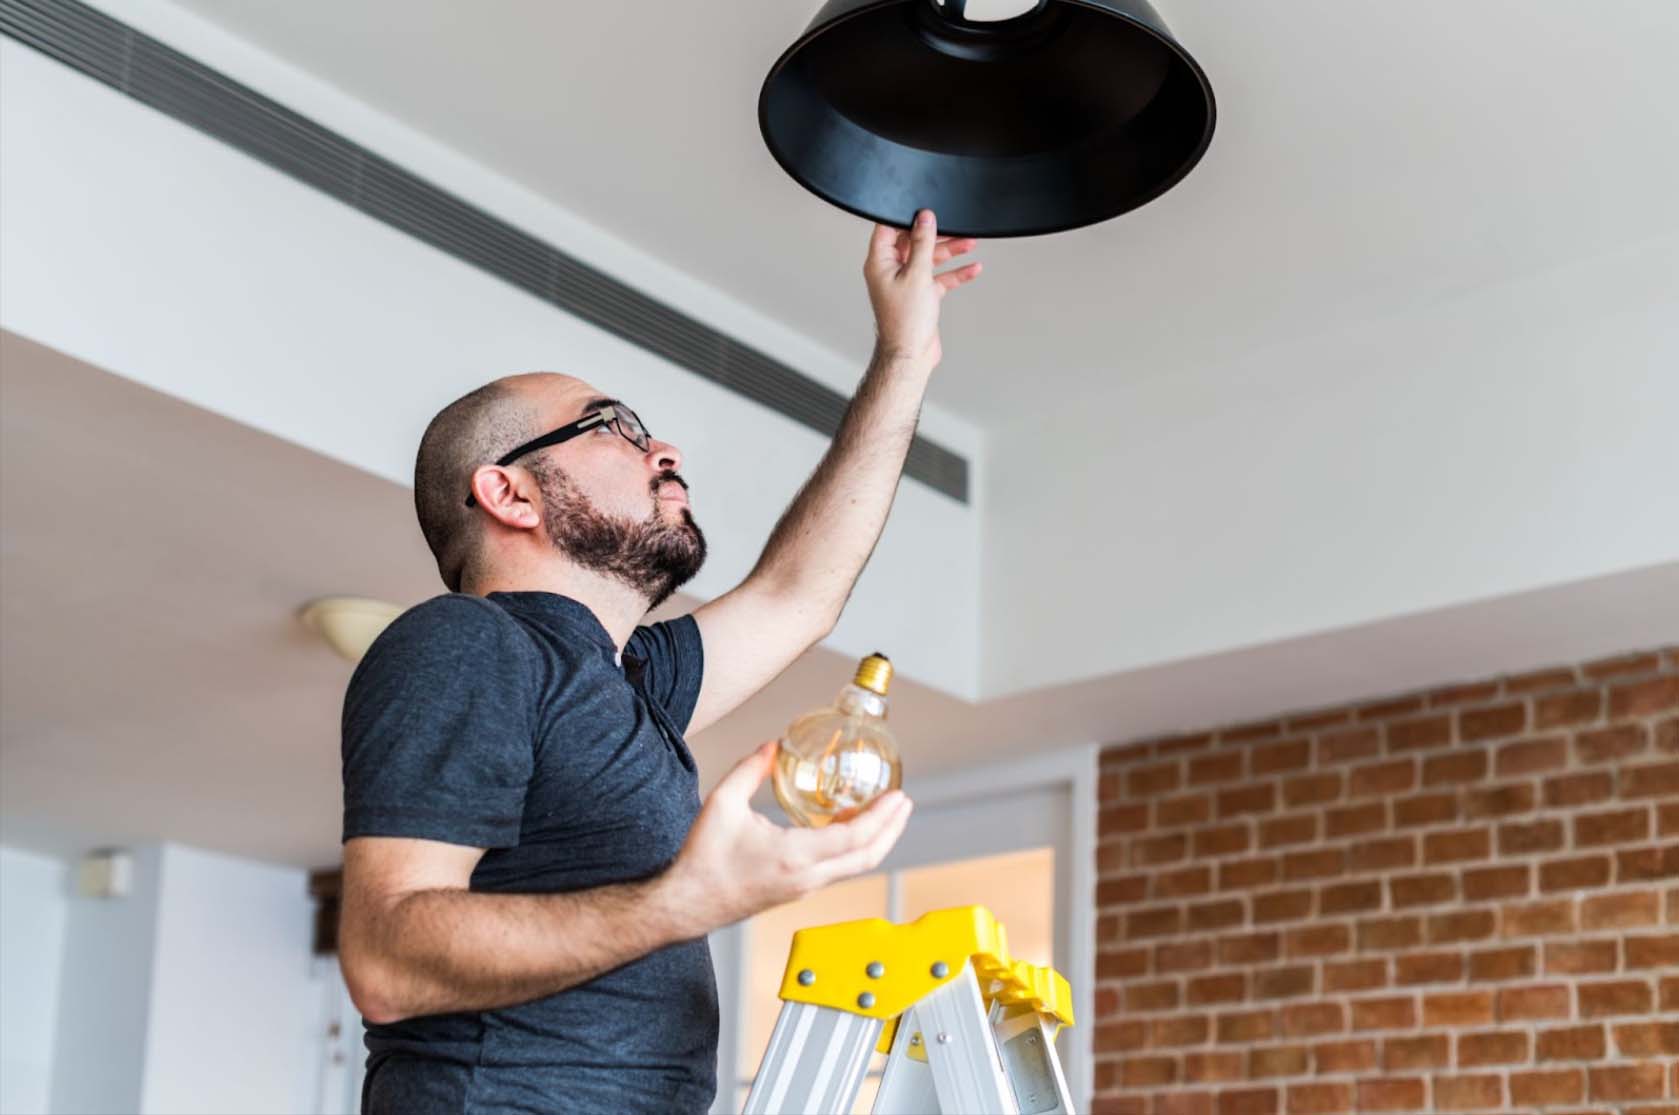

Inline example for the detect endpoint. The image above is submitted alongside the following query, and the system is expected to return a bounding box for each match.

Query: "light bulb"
[773,653,901,827]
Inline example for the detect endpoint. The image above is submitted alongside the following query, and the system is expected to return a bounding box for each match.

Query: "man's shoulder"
[352,594,536,681]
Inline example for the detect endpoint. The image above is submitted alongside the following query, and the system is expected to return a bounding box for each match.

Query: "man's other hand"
[864,210,981,370]
[660,741,914,936]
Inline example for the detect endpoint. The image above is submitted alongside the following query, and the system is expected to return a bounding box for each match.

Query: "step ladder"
[743,905,1076,1114]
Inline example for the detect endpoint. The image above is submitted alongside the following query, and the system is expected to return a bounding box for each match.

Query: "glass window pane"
[898,846,1055,967]
[739,872,890,1082]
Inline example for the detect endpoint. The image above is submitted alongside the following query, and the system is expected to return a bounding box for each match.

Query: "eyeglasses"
[464,404,652,507]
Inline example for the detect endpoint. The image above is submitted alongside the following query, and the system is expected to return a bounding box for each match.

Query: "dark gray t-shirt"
[341,590,716,1115]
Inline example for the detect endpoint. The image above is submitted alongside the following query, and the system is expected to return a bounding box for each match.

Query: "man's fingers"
[906,210,938,275]
[935,261,983,296]
[798,791,910,860]
[711,740,778,805]
[813,795,914,886]
[866,223,902,273]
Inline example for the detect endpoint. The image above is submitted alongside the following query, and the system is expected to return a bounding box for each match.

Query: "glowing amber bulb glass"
[772,653,902,828]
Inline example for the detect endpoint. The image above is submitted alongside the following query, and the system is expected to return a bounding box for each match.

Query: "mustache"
[650,471,689,496]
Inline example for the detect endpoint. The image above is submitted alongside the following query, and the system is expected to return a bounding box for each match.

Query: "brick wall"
[1093,647,1679,1115]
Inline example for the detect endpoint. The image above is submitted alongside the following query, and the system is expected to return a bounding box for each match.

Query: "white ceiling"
[159,0,1679,424]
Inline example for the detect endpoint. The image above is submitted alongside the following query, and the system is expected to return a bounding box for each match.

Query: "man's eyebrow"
[578,396,623,419]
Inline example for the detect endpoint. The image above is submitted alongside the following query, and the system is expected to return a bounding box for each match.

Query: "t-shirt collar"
[484,591,626,661]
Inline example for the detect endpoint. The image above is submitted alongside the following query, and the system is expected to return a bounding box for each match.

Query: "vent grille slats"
[0,0,970,502]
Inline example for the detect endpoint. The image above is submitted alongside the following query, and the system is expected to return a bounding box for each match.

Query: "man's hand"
[864,209,982,369]
[660,742,914,934]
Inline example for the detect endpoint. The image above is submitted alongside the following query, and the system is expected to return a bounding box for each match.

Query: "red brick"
[1535,689,1603,729]
[1258,815,1318,849]
[1095,1019,1148,1052]
[1576,724,1648,764]
[1460,703,1527,741]
[1611,1021,1679,1056]
[1219,856,1281,892]
[1188,899,1246,932]
[1351,759,1416,797]
[1463,782,1536,818]
[1189,973,1248,1005]
[1423,826,1491,865]
[1394,951,1463,985]
[1583,652,1663,680]
[1284,924,1350,958]
[1468,944,1535,982]
[1135,833,1191,866]
[1581,890,1661,930]
[1285,1083,1351,1115]
[1247,1045,1308,1078]
[1097,947,1149,979]
[1317,727,1380,765]
[1616,844,1679,883]
[1254,966,1315,1001]
[1252,739,1311,776]
[1432,1074,1504,1109]
[1624,934,1679,969]
[1544,939,1618,975]
[1155,1094,1213,1115]
[1501,899,1576,938]
[1498,983,1570,1020]
[1463,864,1531,902]
[1219,932,1281,966]
[1357,917,1422,952]
[1099,874,1149,906]
[1157,793,1214,828]
[1575,807,1650,848]
[1458,1030,1529,1066]
[1427,681,1500,707]
[1324,959,1387,993]
[1509,1069,1583,1106]
[1222,782,1269,819]
[1588,1063,1667,1102]
[1129,984,1184,1016]
[1280,1002,1344,1037]
[1609,675,1679,718]
[1663,976,1679,1010]
[1385,717,1450,752]
[1661,801,1679,837]
[1319,881,1382,917]
[1357,1077,1427,1111]
[1498,818,1564,856]
[1151,1014,1212,1047]
[1428,908,1495,945]
[1156,941,1214,973]
[1282,850,1344,882]
[1423,990,1495,1027]
[1221,720,1285,744]
[1195,824,1252,858]
[1351,997,1416,1031]
[1128,907,1185,939]
[1656,715,1679,754]
[1324,803,1386,839]
[1312,1040,1374,1073]
[1540,854,1612,892]
[1393,793,1458,829]
[1286,707,1351,732]
[1121,1055,1178,1087]
[1543,770,1614,807]
[1423,749,1488,786]
[1217,1010,1277,1043]
[1505,667,1578,694]
[1092,1099,1145,1115]
[1579,980,1653,1018]
[1191,751,1246,786]
[1390,873,1455,909]
[1381,1035,1449,1070]
[1102,740,1153,767]
[1216,1088,1278,1115]
[1184,1051,1244,1083]
[1623,760,1679,798]
[1156,733,1217,757]
[1254,889,1314,925]
[1102,803,1151,835]
[1535,1024,1605,1061]
[1130,761,1184,797]
[1495,736,1568,776]
[1282,773,1341,809]
[1155,866,1215,899]
[1350,837,1415,873]
[1359,697,1425,722]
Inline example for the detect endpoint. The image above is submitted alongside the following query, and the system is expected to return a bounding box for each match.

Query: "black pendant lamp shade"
[759,0,1215,237]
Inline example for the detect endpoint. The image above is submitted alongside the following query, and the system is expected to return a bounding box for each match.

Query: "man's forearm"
[343,873,693,1023]
[748,347,933,621]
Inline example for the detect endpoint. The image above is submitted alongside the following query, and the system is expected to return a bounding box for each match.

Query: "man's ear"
[469,465,542,531]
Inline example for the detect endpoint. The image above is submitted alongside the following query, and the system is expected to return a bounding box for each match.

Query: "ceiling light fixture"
[297,596,405,663]
[759,0,1216,237]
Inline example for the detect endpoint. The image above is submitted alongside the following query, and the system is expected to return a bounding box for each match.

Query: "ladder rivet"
[797,969,815,986]
[866,962,885,979]
[937,1032,950,1044]
[857,992,876,1008]
[930,961,950,979]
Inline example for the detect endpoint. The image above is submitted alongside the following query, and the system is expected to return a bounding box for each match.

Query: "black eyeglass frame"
[464,405,651,507]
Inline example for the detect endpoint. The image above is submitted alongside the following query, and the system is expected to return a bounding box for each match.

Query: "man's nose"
[646,439,682,473]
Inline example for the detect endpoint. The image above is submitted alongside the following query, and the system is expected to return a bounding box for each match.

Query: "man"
[339,211,981,1114]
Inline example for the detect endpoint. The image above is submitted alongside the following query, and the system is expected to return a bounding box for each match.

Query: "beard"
[532,460,707,610]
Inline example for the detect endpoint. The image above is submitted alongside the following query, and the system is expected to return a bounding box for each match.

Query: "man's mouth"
[656,478,689,505]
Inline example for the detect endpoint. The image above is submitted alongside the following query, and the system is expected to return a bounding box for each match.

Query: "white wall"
[0,19,984,699]
[983,232,1679,695]
[48,844,163,1115]
[141,844,320,1115]
[0,847,68,1115]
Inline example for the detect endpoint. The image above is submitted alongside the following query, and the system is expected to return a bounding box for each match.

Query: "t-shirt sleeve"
[625,613,705,734]
[341,594,537,848]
